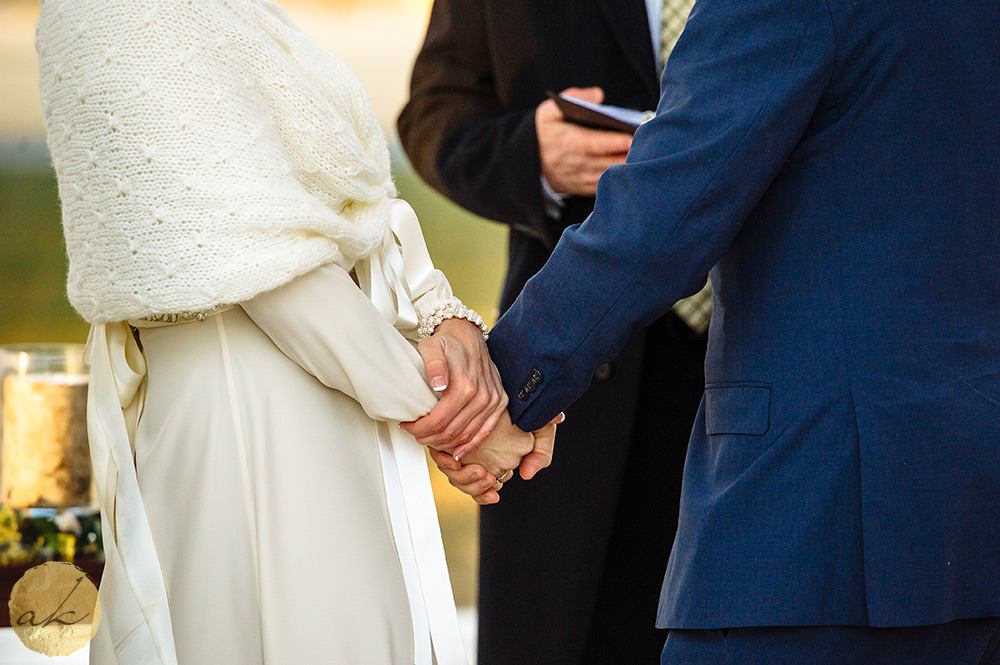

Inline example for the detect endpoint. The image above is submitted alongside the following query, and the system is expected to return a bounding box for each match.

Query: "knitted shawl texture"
[37,0,396,324]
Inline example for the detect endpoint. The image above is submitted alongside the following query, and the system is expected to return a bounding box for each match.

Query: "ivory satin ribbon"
[86,321,178,664]
[360,200,469,665]
[85,199,466,665]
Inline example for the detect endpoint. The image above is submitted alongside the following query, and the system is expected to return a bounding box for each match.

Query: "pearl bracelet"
[417,301,489,341]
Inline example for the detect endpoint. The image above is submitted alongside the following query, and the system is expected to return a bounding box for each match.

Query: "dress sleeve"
[240,199,464,423]
[406,270,461,343]
[241,262,439,424]
[350,199,466,344]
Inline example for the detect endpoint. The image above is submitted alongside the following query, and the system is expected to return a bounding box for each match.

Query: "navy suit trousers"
[661,619,1000,665]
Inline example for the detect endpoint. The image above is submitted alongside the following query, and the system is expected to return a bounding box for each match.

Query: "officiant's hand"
[429,413,562,505]
[401,318,508,454]
[537,86,633,197]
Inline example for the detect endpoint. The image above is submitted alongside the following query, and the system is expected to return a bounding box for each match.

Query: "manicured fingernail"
[431,377,447,391]
[559,412,566,423]
[454,451,467,461]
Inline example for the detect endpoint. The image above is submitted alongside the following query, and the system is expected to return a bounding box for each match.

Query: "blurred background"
[0,0,502,647]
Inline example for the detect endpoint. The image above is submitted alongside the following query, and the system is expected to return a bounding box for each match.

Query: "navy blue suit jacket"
[488,0,1000,629]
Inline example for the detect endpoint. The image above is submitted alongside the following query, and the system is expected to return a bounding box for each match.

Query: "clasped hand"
[430,411,562,505]
[401,318,559,503]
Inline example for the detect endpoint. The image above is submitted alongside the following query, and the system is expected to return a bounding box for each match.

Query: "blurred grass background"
[0,0,502,607]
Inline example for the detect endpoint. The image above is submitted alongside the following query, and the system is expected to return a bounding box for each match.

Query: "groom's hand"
[429,413,562,504]
[401,318,508,454]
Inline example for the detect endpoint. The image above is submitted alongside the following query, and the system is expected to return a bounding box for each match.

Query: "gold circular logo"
[7,561,101,657]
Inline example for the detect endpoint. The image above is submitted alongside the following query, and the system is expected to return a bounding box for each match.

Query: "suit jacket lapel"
[594,0,660,101]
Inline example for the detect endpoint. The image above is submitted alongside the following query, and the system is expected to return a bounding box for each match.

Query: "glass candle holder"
[0,344,93,510]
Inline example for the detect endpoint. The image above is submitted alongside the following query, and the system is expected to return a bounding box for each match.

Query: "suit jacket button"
[517,387,528,401]
[594,363,612,381]
[525,381,537,394]
[530,369,543,383]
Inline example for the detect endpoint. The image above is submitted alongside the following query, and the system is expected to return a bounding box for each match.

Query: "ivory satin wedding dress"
[86,201,469,664]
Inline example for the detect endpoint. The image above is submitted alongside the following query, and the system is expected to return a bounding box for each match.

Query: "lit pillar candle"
[1,373,91,509]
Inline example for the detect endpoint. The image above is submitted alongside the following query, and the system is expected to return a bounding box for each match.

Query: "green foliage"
[0,505,103,565]
[0,167,89,344]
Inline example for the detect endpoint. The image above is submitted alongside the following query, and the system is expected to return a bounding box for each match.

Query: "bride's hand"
[429,412,563,504]
[400,318,507,454]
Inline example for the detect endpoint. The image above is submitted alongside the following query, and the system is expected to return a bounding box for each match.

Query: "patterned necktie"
[659,0,713,335]
[660,0,696,66]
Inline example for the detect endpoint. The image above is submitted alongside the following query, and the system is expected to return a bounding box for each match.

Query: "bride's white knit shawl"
[37,0,397,324]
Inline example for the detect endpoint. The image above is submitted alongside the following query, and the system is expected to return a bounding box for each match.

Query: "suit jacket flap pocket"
[705,384,771,436]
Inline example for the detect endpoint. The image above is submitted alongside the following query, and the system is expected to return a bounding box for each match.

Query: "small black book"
[547,92,652,134]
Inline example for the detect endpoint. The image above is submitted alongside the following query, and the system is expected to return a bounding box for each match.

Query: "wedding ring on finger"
[496,469,514,483]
